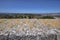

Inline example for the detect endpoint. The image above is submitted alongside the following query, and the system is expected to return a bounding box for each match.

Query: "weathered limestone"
[0,34,58,40]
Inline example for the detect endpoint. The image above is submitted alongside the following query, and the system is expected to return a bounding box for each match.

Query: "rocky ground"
[0,34,58,40]
[0,19,60,40]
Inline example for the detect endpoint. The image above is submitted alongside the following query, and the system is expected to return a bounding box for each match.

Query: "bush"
[41,16,55,19]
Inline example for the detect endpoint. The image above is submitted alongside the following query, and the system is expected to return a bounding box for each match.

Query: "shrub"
[41,16,54,19]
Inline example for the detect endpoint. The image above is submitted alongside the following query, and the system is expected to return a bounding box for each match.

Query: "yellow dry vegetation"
[0,19,60,31]
[39,19,60,27]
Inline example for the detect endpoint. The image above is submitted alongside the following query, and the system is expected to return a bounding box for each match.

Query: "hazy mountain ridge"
[0,13,60,19]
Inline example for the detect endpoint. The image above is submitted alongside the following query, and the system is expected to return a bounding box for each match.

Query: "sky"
[0,0,60,13]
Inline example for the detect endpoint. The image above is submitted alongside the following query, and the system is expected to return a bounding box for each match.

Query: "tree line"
[0,14,55,19]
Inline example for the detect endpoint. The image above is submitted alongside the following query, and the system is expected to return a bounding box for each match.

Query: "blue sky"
[0,0,60,13]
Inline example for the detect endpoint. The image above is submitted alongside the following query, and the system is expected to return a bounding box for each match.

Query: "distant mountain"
[0,13,60,19]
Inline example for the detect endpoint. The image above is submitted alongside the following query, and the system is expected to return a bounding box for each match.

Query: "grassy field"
[0,19,60,31]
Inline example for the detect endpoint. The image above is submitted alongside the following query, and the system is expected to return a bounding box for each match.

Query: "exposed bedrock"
[0,34,59,40]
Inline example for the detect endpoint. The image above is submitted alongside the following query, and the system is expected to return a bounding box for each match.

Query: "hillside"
[0,19,60,36]
[0,13,60,19]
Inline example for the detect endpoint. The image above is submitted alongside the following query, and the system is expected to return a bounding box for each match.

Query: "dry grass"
[0,19,60,31]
